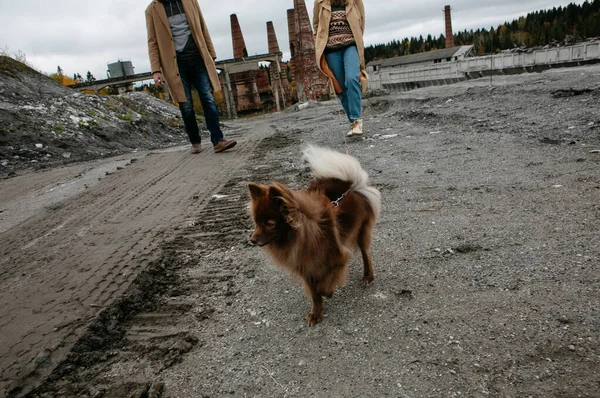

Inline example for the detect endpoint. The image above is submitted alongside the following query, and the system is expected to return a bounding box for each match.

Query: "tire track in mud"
[25,129,303,398]
[2,126,247,259]
[1,126,261,398]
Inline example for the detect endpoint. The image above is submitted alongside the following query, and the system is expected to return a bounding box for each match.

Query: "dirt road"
[2,65,599,397]
[0,123,267,396]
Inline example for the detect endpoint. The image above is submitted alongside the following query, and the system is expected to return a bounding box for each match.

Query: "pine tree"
[56,66,64,84]
[85,71,96,83]
[364,0,600,64]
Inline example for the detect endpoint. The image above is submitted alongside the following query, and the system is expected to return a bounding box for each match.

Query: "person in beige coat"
[146,0,236,153]
[313,0,368,137]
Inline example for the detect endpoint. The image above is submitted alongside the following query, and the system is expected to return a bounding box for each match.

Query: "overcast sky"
[0,0,586,80]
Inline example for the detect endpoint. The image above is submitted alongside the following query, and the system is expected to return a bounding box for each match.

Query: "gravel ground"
[2,63,599,398]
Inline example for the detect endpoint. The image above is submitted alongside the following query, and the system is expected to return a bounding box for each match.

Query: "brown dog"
[248,146,381,326]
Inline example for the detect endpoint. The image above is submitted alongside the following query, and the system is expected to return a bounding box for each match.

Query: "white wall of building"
[368,42,600,90]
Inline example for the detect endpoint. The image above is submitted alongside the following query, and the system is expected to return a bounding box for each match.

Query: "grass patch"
[164,117,182,127]
[78,120,97,129]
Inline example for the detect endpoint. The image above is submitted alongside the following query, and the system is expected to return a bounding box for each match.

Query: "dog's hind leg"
[358,220,375,284]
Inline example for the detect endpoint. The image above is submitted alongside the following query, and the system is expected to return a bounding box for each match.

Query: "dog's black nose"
[249,236,257,245]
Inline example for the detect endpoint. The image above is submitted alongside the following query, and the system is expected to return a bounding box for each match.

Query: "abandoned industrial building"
[70,1,600,113]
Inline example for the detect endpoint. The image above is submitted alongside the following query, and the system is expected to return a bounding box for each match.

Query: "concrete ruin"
[216,14,288,118]
[367,4,600,92]
[219,0,329,115]
[73,0,332,116]
[228,14,262,112]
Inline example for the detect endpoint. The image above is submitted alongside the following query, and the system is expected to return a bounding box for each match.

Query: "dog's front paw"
[306,312,323,327]
[362,273,375,284]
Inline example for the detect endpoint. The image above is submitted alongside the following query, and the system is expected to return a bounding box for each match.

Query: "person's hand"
[153,71,164,88]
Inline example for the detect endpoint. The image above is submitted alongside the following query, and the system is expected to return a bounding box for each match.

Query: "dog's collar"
[331,188,352,207]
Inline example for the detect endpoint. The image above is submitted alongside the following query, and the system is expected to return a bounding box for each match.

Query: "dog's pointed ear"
[268,182,297,212]
[248,183,265,200]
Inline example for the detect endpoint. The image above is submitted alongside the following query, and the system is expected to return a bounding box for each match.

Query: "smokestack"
[293,0,315,53]
[266,21,281,54]
[287,9,296,57]
[230,14,248,59]
[444,5,454,48]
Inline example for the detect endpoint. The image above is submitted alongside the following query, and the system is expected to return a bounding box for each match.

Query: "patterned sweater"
[326,5,356,52]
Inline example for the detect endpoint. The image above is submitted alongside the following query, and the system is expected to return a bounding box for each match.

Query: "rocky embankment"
[0,56,186,179]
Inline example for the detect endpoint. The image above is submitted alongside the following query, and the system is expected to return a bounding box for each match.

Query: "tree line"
[365,0,600,63]
[50,66,96,86]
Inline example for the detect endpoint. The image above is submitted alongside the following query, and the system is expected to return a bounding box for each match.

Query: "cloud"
[0,0,586,79]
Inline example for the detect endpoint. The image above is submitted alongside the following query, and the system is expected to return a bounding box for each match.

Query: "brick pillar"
[230,14,248,59]
[267,21,287,108]
[444,5,454,49]
[293,0,328,101]
[286,8,297,96]
[293,0,314,54]
[287,8,296,84]
[293,0,308,100]
[229,14,261,111]
[267,21,281,54]
[287,9,297,57]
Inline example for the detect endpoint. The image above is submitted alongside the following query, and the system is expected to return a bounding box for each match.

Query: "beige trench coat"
[313,0,368,93]
[145,0,221,103]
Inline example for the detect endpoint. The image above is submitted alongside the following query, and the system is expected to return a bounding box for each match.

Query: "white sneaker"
[347,119,363,137]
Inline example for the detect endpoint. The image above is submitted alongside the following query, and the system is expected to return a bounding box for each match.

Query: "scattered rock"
[0,56,186,178]
[557,315,572,324]
[362,88,390,99]
[551,88,593,98]
[453,244,483,253]
[395,289,413,299]
[147,382,164,398]
[539,137,562,145]
[170,339,193,354]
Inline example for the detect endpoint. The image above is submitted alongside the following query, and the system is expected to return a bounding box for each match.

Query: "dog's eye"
[265,220,276,229]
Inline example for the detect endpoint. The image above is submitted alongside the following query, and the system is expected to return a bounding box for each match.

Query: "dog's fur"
[248,146,381,326]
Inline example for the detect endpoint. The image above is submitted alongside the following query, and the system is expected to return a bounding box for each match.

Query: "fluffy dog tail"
[303,145,381,219]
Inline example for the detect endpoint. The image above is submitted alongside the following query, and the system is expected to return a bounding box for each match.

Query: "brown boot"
[191,143,202,154]
[213,139,237,153]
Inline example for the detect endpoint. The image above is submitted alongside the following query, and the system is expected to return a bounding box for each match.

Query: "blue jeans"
[177,57,223,146]
[325,45,362,122]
